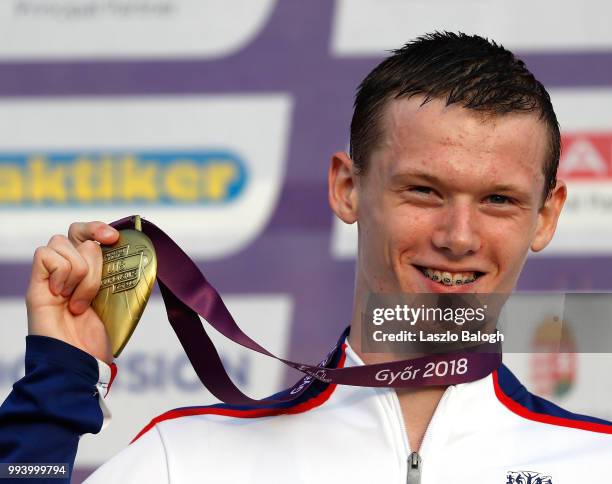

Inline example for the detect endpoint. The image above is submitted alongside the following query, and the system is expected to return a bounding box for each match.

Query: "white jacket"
[86,340,612,484]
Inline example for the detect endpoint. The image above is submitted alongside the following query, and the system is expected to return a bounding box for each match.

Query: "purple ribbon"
[111,216,502,406]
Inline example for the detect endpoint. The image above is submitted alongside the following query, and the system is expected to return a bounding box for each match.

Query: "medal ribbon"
[111,216,502,406]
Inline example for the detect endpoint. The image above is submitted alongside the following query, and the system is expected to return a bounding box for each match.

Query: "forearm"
[0,336,113,480]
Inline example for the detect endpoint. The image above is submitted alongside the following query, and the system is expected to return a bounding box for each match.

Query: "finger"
[69,240,103,315]
[68,221,118,247]
[32,246,72,296]
[47,235,89,298]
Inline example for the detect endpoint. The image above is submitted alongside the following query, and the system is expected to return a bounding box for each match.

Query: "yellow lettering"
[165,161,199,201]
[1,154,241,205]
[121,156,157,201]
[28,157,66,202]
[201,163,237,200]
[98,158,114,201]
[73,157,114,202]
[0,164,23,202]
[73,158,94,202]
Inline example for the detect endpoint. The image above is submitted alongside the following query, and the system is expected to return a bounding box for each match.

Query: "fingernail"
[101,228,117,238]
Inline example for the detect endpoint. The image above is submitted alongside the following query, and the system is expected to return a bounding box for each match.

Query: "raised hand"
[25,221,119,364]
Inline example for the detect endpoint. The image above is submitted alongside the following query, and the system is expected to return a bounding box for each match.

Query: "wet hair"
[350,31,560,199]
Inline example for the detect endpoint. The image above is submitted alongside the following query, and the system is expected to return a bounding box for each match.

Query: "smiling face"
[329,95,567,301]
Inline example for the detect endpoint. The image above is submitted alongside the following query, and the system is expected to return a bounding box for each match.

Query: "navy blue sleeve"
[0,336,106,482]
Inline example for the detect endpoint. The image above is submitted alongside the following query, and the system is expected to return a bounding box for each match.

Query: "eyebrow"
[389,170,533,199]
[389,171,441,186]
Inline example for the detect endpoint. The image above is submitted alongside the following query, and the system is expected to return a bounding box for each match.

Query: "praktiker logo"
[0,150,248,206]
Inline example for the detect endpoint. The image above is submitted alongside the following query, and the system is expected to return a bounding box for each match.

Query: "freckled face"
[355,96,551,295]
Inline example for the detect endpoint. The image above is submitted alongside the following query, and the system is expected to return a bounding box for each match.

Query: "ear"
[531,180,567,252]
[328,151,358,224]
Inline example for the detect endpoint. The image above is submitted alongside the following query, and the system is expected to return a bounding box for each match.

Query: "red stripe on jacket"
[131,344,348,443]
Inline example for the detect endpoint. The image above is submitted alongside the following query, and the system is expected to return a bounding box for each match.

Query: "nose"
[431,200,481,257]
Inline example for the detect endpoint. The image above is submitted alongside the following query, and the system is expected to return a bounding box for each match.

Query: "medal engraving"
[93,216,157,357]
[100,250,143,292]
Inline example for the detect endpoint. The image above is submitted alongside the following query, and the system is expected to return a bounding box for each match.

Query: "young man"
[2,32,611,483]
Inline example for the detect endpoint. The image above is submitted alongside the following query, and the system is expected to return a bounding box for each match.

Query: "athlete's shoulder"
[132,340,349,443]
[493,363,612,434]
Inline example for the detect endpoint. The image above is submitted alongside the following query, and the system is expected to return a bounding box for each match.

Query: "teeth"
[421,267,478,286]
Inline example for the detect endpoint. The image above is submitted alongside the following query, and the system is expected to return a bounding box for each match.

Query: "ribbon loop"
[111,216,502,407]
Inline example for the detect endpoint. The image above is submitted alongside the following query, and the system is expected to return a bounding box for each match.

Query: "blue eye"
[410,186,433,194]
[487,194,510,204]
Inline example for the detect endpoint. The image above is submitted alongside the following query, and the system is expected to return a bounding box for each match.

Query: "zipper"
[393,396,426,484]
[406,452,421,484]
[400,386,455,484]
[402,405,433,484]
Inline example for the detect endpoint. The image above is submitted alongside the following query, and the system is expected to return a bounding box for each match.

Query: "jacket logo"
[506,471,552,484]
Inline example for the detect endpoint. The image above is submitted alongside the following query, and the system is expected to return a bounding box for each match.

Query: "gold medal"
[92,216,157,357]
